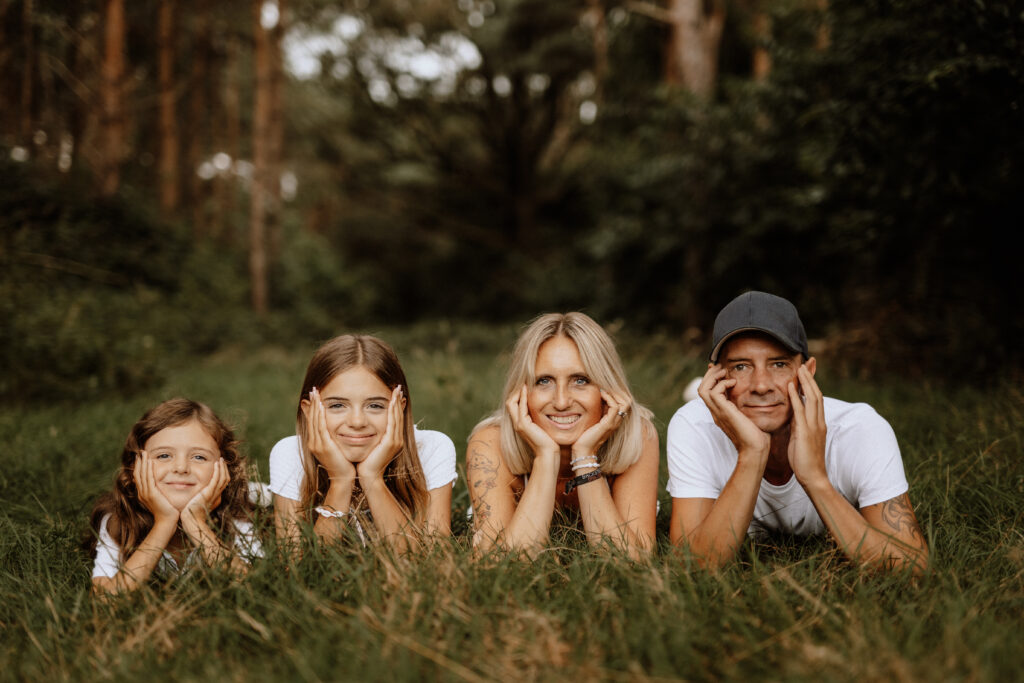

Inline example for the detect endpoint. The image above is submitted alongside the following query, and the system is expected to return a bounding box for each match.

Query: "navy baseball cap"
[709,291,809,363]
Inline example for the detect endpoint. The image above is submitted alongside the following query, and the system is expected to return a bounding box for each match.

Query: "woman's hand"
[357,385,405,481]
[134,450,180,525]
[572,389,630,460]
[507,385,559,461]
[304,387,357,480]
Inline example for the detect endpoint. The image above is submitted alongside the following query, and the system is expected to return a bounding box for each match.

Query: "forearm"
[361,476,419,553]
[681,457,765,569]
[93,520,177,595]
[575,477,651,560]
[313,476,356,541]
[499,456,559,556]
[181,513,237,569]
[803,480,928,572]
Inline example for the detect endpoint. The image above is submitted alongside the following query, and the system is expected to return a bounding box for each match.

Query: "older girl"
[467,312,659,559]
[270,334,456,550]
[89,398,260,594]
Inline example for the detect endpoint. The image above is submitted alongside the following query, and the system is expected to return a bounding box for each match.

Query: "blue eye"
[154,452,171,460]
[368,402,387,410]
[192,454,208,462]
[573,376,590,385]
[535,377,552,386]
[327,402,345,410]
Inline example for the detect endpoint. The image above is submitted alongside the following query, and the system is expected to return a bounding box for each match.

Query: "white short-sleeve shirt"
[91,514,263,579]
[666,397,909,536]
[268,427,458,502]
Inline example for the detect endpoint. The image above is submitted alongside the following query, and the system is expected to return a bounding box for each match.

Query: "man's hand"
[698,364,770,460]
[786,365,828,486]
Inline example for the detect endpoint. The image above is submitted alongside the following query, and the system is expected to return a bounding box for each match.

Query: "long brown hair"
[296,334,428,521]
[88,398,252,555]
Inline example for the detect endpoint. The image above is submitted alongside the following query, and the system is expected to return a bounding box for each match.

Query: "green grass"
[1,321,1022,681]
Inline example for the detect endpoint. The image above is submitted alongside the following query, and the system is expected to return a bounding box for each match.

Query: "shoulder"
[824,397,896,437]
[466,423,502,463]
[269,435,301,461]
[667,399,715,440]
[413,426,455,455]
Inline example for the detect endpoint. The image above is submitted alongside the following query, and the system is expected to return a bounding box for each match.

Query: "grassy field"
[2,321,1022,681]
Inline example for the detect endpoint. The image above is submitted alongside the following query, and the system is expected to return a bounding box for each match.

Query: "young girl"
[89,398,261,594]
[467,312,660,559]
[269,334,456,550]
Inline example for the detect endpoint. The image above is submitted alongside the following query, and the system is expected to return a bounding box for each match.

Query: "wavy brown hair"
[88,398,252,556]
[296,335,428,521]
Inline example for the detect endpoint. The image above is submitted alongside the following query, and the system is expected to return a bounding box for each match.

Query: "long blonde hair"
[296,335,428,520]
[479,312,653,475]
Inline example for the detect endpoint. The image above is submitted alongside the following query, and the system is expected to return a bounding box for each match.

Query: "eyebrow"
[322,394,390,402]
[724,355,794,363]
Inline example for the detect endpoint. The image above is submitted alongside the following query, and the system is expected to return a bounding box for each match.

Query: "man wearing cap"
[667,291,928,572]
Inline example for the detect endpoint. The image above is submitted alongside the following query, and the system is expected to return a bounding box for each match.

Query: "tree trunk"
[751,9,771,81]
[157,0,179,211]
[249,0,273,315]
[187,0,210,239]
[267,0,285,262]
[20,0,34,148]
[663,0,725,99]
[217,35,243,235]
[99,0,125,196]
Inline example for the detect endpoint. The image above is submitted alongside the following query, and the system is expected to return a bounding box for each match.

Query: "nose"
[348,407,368,428]
[750,365,772,394]
[172,453,190,474]
[553,382,571,410]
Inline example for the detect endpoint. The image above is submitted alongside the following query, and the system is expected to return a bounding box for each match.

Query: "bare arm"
[576,422,659,559]
[92,452,180,595]
[467,424,558,557]
[789,367,928,573]
[668,365,770,569]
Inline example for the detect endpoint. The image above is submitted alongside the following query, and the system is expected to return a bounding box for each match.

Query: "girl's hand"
[357,385,405,481]
[507,385,559,458]
[572,389,630,459]
[135,450,179,524]
[304,387,357,479]
[185,458,230,521]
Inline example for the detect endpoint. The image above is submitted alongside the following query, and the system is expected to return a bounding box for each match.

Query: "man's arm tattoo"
[879,493,923,543]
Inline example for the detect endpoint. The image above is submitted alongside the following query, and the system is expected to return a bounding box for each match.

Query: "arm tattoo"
[879,493,923,543]
[468,443,498,524]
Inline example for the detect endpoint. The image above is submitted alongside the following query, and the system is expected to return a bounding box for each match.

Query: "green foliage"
[0,160,256,401]
[1,331,1022,681]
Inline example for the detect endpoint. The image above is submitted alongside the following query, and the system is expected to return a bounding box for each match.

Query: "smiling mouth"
[164,482,196,489]
[339,434,377,444]
[546,415,581,428]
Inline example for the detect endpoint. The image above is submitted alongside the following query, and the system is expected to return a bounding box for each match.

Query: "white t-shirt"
[91,513,263,579]
[666,397,909,536]
[268,427,458,502]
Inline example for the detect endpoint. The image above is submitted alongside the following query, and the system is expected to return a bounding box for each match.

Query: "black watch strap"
[565,468,603,495]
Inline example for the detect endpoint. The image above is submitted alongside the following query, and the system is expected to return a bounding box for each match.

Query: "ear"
[803,356,817,377]
[300,398,312,416]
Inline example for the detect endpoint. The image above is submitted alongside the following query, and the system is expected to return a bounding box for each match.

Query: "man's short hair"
[709,291,809,363]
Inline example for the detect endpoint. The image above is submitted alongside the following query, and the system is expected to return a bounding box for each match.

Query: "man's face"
[718,333,815,434]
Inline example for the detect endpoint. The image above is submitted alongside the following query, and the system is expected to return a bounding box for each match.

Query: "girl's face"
[317,366,395,460]
[142,419,222,511]
[527,336,603,447]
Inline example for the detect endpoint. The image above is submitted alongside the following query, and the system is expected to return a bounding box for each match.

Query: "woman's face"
[526,336,604,447]
[316,366,394,461]
[142,419,221,511]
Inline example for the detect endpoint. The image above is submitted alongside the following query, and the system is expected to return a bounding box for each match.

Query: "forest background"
[2,0,1024,680]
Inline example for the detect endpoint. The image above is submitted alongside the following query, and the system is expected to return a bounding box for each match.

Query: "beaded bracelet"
[571,459,600,472]
[564,468,603,494]
[314,506,348,519]
[570,454,597,465]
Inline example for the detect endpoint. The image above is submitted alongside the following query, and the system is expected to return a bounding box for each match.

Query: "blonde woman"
[467,313,659,559]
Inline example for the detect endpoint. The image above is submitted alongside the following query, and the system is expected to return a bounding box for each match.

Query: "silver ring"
[617,410,627,418]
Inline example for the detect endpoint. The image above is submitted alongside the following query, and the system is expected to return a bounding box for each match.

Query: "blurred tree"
[98,0,125,196]
[157,0,180,211]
